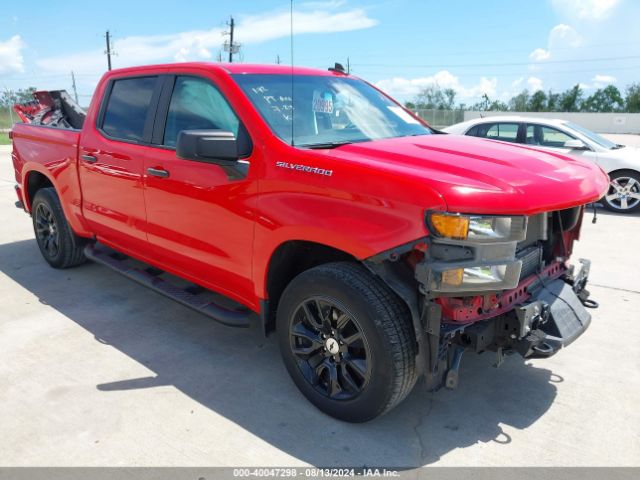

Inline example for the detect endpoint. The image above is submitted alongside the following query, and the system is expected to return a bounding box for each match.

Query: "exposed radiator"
[518,245,543,280]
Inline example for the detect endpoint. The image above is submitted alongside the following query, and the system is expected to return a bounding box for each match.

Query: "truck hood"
[314,134,610,215]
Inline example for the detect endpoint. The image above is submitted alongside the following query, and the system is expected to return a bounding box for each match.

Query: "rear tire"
[277,262,417,422]
[31,187,87,269]
[601,170,640,213]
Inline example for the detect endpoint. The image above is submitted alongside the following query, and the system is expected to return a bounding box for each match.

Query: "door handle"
[81,154,97,163]
[147,167,170,178]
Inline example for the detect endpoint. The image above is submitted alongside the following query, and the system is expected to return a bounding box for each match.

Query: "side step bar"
[83,244,253,328]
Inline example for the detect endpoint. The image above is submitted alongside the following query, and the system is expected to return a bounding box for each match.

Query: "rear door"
[78,75,162,249]
[468,122,523,144]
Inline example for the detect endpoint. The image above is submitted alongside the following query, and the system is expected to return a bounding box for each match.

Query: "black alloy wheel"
[31,187,86,268]
[34,202,60,259]
[289,297,370,400]
[277,262,417,422]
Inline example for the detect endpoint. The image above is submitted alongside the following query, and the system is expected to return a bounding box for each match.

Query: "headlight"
[435,262,522,292]
[427,212,527,243]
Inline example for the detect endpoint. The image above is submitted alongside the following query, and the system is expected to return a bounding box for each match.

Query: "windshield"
[565,122,620,149]
[233,74,431,147]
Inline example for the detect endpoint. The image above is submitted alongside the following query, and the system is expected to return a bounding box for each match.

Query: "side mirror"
[176,130,239,165]
[563,139,589,151]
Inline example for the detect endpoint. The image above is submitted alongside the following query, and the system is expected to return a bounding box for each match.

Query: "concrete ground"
[0,143,639,467]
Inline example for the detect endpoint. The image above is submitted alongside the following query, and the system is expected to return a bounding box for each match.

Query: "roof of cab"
[104,62,347,77]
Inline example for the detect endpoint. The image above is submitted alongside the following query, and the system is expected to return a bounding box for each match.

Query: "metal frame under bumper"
[516,277,592,358]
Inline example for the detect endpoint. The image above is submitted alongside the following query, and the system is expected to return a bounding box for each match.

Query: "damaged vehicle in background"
[10,62,608,422]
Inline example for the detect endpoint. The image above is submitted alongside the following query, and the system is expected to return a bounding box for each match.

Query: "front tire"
[31,187,87,268]
[277,262,417,422]
[601,170,640,213]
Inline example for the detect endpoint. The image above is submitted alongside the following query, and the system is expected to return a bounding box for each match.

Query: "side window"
[540,125,574,148]
[466,125,479,136]
[526,125,575,147]
[163,76,240,148]
[102,76,158,141]
[474,123,519,143]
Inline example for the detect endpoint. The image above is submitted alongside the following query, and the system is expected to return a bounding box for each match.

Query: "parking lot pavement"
[0,144,639,467]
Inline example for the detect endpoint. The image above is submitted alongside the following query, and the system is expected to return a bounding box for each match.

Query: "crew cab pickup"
[11,63,609,422]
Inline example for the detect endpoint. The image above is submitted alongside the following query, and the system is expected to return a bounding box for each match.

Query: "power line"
[297,40,640,63]
[354,64,640,78]
[355,54,640,69]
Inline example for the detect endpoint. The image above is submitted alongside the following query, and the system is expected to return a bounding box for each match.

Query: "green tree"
[527,90,548,112]
[582,85,624,112]
[414,84,457,110]
[509,90,530,111]
[559,84,583,112]
[546,91,560,111]
[625,83,640,113]
[0,87,37,107]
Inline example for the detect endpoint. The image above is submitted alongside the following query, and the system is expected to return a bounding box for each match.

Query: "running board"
[83,244,253,328]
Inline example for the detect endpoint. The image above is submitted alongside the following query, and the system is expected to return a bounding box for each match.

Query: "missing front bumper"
[426,259,596,390]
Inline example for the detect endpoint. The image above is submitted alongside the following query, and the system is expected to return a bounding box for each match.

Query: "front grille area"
[517,245,543,280]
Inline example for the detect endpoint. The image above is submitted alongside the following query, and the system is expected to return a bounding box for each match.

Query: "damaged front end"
[365,205,597,391]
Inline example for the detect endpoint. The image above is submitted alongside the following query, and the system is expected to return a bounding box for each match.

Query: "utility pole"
[223,16,240,63]
[70,71,79,104]
[105,30,113,70]
[228,16,235,62]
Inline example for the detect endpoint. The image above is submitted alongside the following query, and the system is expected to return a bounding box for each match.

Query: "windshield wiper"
[299,140,357,149]
[610,144,626,150]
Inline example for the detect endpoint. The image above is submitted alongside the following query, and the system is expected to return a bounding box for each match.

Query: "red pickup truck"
[11,62,608,422]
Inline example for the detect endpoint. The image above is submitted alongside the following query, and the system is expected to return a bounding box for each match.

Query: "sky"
[1,0,638,106]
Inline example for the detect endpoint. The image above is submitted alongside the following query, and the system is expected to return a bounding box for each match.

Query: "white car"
[444,116,640,213]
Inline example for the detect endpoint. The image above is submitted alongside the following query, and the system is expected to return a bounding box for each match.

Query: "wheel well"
[26,171,54,209]
[264,241,355,332]
[608,168,640,178]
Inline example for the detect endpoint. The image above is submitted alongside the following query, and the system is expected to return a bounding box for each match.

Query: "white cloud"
[36,5,377,75]
[375,70,498,102]
[527,76,544,91]
[551,0,620,20]
[529,23,582,64]
[0,35,25,74]
[548,23,582,48]
[529,48,551,61]
[583,74,618,89]
[593,74,616,84]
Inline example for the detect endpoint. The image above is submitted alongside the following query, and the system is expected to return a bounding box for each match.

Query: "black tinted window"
[163,76,239,147]
[102,76,158,141]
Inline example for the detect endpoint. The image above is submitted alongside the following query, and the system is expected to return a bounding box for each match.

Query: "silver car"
[444,116,640,213]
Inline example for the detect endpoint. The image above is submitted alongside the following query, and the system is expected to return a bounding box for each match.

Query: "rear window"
[101,76,158,141]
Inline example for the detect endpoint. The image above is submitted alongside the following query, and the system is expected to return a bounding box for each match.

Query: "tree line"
[0,87,37,108]
[405,83,640,113]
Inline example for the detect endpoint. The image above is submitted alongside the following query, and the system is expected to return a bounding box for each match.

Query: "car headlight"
[427,212,527,243]
[437,262,522,291]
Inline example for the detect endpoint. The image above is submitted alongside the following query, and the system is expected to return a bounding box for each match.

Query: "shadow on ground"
[0,239,560,467]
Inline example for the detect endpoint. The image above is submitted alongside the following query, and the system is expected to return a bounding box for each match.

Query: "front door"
[142,74,258,305]
[524,123,599,164]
